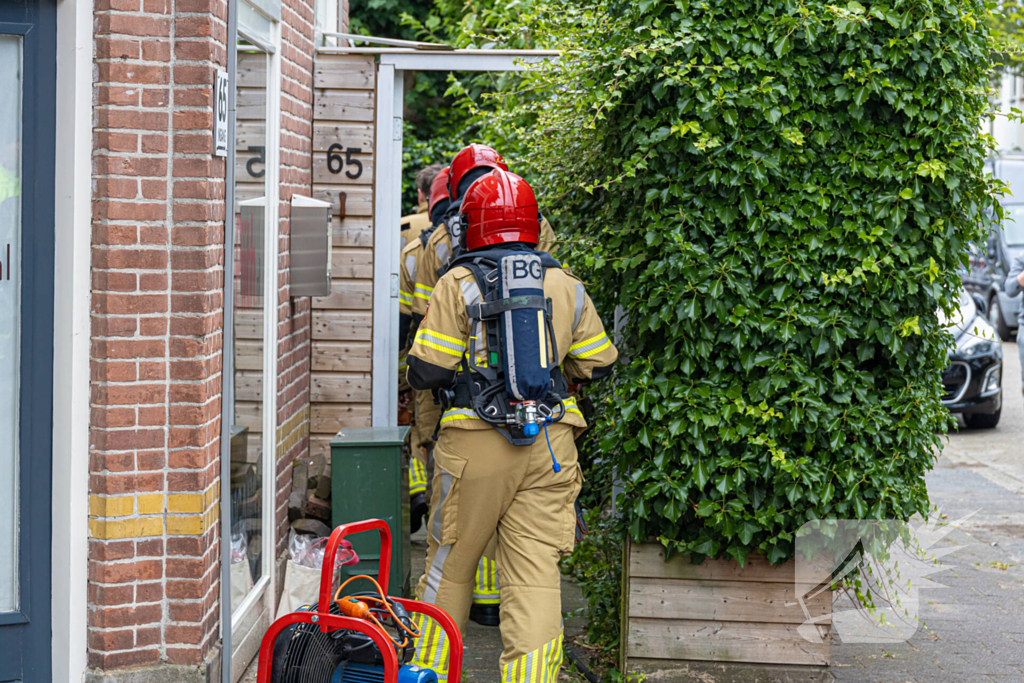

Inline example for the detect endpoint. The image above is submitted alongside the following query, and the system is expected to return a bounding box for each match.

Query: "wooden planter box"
[622,539,832,682]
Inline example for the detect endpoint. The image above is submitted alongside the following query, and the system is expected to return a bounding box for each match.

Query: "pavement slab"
[834,341,1024,682]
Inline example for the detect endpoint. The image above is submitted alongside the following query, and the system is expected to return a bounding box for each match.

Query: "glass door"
[229,46,269,618]
[0,31,24,622]
[227,7,281,677]
[0,2,56,681]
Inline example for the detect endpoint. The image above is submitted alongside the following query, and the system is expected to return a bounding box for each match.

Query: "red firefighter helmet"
[459,169,540,250]
[448,144,508,201]
[428,166,450,216]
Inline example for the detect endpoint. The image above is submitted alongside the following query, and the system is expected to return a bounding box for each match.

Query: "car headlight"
[956,317,999,357]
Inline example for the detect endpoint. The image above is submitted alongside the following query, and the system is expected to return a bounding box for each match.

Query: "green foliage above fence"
[487,0,1002,566]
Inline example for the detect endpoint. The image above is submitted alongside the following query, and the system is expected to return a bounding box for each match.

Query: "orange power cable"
[332,575,421,649]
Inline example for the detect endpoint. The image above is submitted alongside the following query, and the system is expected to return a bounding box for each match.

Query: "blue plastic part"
[333,662,439,683]
[524,422,540,437]
[398,666,439,683]
[544,423,561,473]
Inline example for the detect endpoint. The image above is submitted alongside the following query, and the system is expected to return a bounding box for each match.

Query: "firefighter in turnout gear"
[402,164,443,250]
[406,162,504,623]
[401,167,450,532]
[412,145,514,625]
[407,169,617,682]
[399,164,444,400]
[412,144,556,322]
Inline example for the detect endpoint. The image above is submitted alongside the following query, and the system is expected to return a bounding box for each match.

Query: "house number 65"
[327,143,363,180]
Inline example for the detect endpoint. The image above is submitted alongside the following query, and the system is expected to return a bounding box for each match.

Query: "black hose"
[564,644,602,683]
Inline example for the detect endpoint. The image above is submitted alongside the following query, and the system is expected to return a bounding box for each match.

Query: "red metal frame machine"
[256,519,462,683]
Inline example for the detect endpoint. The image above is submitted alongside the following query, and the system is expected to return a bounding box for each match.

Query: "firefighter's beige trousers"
[412,389,500,605]
[413,423,581,682]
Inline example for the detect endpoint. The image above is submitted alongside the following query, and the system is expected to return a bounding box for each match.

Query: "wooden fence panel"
[310,53,378,450]
[624,540,833,677]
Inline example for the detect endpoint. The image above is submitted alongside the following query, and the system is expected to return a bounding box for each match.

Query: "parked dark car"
[964,155,1024,340]
[963,203,1024,341]
[941,289,1003,428]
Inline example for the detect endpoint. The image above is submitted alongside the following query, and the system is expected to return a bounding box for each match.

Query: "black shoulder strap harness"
[436,246,569,446]
[419,224,437,249]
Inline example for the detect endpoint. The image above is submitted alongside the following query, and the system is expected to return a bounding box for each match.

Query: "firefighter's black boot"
[469,603,500,627]
[410,492,428,534]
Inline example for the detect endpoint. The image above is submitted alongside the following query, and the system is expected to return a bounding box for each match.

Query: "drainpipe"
[221,0,238,678]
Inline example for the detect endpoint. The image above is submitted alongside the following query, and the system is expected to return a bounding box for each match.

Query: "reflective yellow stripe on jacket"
[439,407,480,425]
[562,396,584,420]
[568,332,611,359]
[414,329,466,358]
[414,283,434,301]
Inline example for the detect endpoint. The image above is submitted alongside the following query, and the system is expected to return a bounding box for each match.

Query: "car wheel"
[989,295,1012,341]
[966,407,1001,429]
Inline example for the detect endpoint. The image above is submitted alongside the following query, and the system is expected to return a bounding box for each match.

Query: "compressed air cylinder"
[497,253,552,409]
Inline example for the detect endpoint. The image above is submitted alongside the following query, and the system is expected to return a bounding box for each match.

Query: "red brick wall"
[89,0,331,672]
[90,0,228,671]
[273,0,316,560]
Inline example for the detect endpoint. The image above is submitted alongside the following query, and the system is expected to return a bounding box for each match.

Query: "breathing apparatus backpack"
[437,245,570,447]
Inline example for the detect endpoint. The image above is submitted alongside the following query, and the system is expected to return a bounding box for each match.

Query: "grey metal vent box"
[290,195,333,297]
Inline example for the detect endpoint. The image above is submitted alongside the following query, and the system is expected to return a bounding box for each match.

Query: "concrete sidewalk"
[832,458,1024,682]
[833,339,1024,681]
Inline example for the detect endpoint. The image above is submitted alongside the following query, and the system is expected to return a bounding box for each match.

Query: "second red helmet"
[459,169,540,251]
[448,144,508,201]
[428,166,450,216]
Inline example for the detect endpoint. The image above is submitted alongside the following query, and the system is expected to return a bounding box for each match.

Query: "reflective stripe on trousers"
[411,613,451,681]
[502,629,563,683]
[473,555,500,605]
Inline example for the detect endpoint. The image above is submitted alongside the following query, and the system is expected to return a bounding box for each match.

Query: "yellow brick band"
[168,493,202,514]
[166,506,219,536]
[166,516,203,536]
[89,495,135,518]
[168,484,219,514]
[89,517,163,540]
[138,494,164,515]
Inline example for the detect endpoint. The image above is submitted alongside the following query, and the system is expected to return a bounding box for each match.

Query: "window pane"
[230,48,268,614]
[0,34,23,613]
[238,1,273,47]
[1002,204,1024,246]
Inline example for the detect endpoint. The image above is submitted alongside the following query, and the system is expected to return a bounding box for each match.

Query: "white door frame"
[229,24,283,681]
[52,0,93,680]
[324,48,558,426]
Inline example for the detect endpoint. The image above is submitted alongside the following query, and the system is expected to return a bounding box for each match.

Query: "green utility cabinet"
[331,426,411,597]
